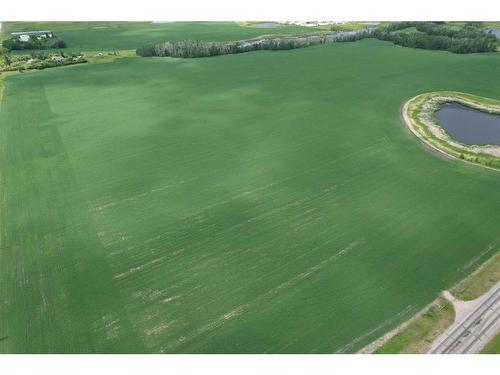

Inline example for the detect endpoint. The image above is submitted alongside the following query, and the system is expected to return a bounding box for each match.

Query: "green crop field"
[1,21,322,52]
[1,38,500,353]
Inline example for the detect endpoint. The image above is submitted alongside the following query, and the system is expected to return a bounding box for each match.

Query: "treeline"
[2,35,66,50]
[374,22,497,53]
[136,30,373,58]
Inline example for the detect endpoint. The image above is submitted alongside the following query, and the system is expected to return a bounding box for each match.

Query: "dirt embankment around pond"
[403,91,500,172]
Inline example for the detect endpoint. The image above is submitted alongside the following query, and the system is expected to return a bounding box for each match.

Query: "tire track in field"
[106,148,391,278]
[88,137,391,215]
[161,240,360,352]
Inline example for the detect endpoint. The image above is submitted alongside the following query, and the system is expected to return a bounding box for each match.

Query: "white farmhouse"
[11,30,53,41]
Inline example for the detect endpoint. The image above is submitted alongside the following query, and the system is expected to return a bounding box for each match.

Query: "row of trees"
[136,30,373,58]
[374,22,498,53]
[13,57,86,72]
[29,50,81,60]
[136,22,497,58]
[2,35,66,50]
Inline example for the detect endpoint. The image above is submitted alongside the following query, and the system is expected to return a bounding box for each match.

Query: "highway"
[429,284,500,354]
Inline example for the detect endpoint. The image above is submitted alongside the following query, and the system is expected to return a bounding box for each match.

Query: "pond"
[435,103,500,145]
[489,28,500,38]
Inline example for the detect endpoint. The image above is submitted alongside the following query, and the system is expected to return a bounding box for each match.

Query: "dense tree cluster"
[2,34,66,50]
[136,30,373,58]
[373,22,497,53]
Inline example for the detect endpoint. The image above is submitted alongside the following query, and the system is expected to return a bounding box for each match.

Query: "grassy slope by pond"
[1,22,321,53]
[1,39,500,353]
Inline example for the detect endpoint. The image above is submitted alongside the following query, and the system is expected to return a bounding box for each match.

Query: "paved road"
[429,284,500,354]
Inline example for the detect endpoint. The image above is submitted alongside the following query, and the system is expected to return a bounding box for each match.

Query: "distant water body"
[252,23,280,28]
[490,28,500,38]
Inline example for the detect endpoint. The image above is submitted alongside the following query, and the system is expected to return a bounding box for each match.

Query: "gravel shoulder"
[361,298,454,354]
[362,251,500,353]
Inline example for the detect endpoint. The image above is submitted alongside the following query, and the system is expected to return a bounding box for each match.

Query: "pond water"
[489,28,500,38]
[252,22,280,28]
[435,103,500,145]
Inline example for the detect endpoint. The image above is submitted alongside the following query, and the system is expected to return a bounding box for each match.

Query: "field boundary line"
[357,299,445,354]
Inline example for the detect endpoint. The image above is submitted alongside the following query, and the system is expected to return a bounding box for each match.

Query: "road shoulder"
[428,283,499,353]
[363,251,500,353]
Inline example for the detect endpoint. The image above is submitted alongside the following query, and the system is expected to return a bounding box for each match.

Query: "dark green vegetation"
[136,30,370,58]
[374,22,498,53]
[2,34,66,50]
[1,22,320,53]
[480,333,500,353]
[136,22,498,59]
[1,38,500,353]
[374,298,455,353]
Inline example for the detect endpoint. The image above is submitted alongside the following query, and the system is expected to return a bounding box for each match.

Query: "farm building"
[12,30,53,41]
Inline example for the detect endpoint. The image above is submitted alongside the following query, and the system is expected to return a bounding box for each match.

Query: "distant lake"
[252,23,280,28]
[435,103,500,145]
[490,28,500,38]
